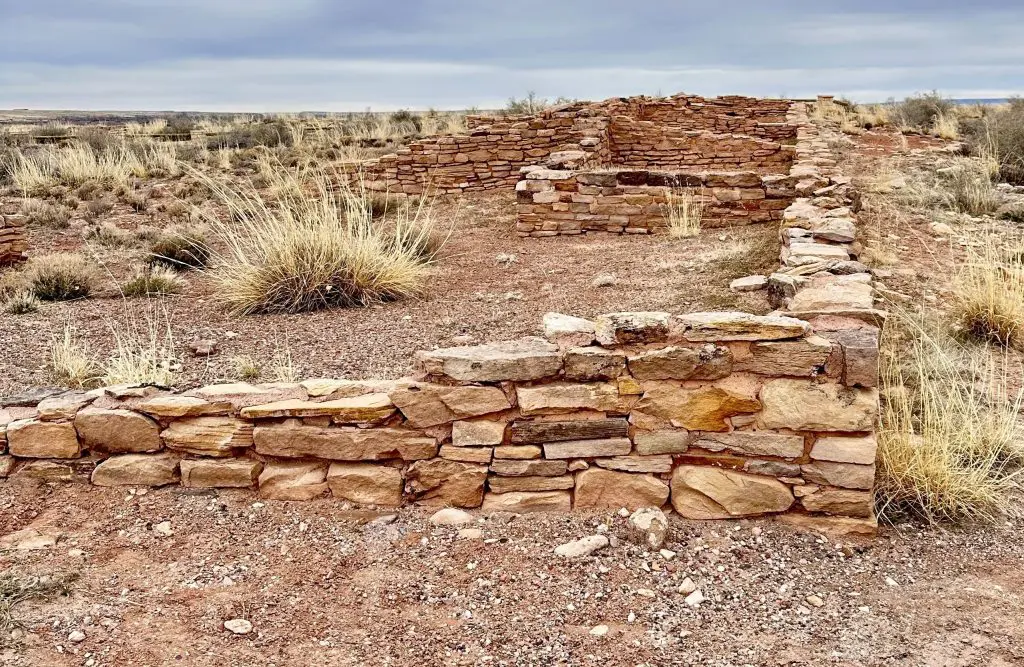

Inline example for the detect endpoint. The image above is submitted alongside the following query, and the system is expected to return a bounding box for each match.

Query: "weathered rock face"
[635,384,760,432]
[162,417,254,457]
[187,382,304,410]
[800,487,873,517]
[75,408,162,454]
[487,475,575,493]
[627,346,732,381]
[758,380,877,432]
[543,437,632,459]
[415,337,562,382]
[326,463,404,506]
[801,461,875,489]
[91,453,181,487]
[733,335,832,376]
[510,419,628,444]
[563,347,627,381]
[253,423,437,461]
[671,466,794,519]
[135,395,232,418]
[573,468,669,510]
[180,458,263,488]
[809,435,877,464]
[37,392,94,421]
[542,312,596,348]
[594,455,673,473]
[7,420,81,458]
[679,312,810,341]
[490,459,568,477]
[258,461,329,501]
[633,429,691,455]
[493,445,542,459]
[481,490,571,513]
[439,445,493,464]
[405,459,487,507]
[594,312,671,346]
[627,507,668,548]
[239,394,397,424]
[517,383,636,416]
[692,432,805,459]
[389,382,511,428]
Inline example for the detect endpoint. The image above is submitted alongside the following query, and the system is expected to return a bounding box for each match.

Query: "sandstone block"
[490,459,567,476]
[800,487,873,517]
[326,463,403,506]
[488,474,575,493]
[74,408,162,454]
[574,469,669,510]
[635,384,760,432]
[415,337,562,382]
[135,395,232,418]
[37,391,94,421]
[775,512,878,537]
[258,460,329,501]
[627,346,732,380]
[563,347,627,381]
[481,490,571,513]
[510,418,628,444]
[452,419,506,447]
[679,312,810,341]
[517,383,636,416]
[180,458,263,488]
[91,453,180,487]
[7,419,80,459]
[734,335,832,376]
[594,312,671,346]
[594,455,673,473]
[239,394,396,424]
[729,275,768,292]
[253,423,437,461]
[758,380,877,432]
[633,429,690,455]
[543,437,632,459]
[801,461,875,489]
[439,445,493,464]
[162,417,254,457]
[405,459,488,507]
[389,382,511,428]
[692,432,804,459]
[542,312,596,348]
[493,445,542,459]
[187,382,305,410]
[809,435,877,464]
[670,466,794,519]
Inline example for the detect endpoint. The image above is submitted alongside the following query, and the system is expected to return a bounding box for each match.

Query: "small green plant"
[121,266,184,297]
[85,222,133,247]
[232,355,261,381]
[24,253,97,301]
[149,227,211,270]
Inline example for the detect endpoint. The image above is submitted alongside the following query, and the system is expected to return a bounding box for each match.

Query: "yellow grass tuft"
[49,322,99,389]
[664,188,704,238]
[951,233,1024,348]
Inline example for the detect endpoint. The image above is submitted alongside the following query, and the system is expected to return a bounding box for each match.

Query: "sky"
[1,0,1021,111]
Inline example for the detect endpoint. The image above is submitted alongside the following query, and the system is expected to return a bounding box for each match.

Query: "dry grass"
[50,322,98,388]
[932,112,960,141]
[0,573,78,647]
[2,290,40,315]
[149,227,211,270]
[100,307,179,386]
[19,198,73,228]
[876,312,1023,523]
[664,189,704,238]
[194,164,440,315]
[951,233,1024,348]
[121,266,184,298]
[21,253,98,301]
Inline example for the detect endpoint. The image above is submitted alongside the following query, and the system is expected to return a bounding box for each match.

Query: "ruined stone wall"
[0,309,878,530]
[0,213,27,265]
[515,168,796,237]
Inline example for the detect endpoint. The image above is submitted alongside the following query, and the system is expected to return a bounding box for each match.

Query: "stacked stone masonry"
[0,214,27,265]
[359,93,798,195]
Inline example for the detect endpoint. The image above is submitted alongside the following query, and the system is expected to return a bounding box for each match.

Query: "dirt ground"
[0,189,776,394]
[2,477,1022,667]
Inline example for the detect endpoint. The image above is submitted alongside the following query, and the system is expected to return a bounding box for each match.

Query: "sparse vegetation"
[665,189,704,238]
[121,266,184,297]
[2,290,40,315]
[22,253,98,301]
[0,572,78,647]
[232,355,261,381]
[892,92,954,132]
[964,99,1024,185]
[100,307,179,386]
[149,227,211,270]
[20,199,73,229]
[951,233,1024,348]
[50,322,98,388]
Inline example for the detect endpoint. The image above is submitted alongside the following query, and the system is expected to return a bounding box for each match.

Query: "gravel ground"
[1,478,1022,667]
[0,191,776,394]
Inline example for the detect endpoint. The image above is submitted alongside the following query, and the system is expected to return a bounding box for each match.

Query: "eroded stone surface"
[734,335,832,376]
[7,420,80,459]
[635,384,760,432]
[810,435,878,465]
[692,432,804,459]
[517,383,636,416]
[481,490,571,513]
[135,395,232,418]
[542,437,632,459]
[679,312,810,341]
[573,469,669,510]
[542,312,596,348]
[92,453,180,487]
[75,408,162,454]
[258,460,329,501]
[240,394,396,423]
[415,337,562,382]
[671,466,794,519]
[326,463,404,506]
[405,459,487,507]
[800,487,873,517]
[253,423,437,461]
[180,458,263,488]
[389,382,511,428]
[563,347,627,381]
[594,312,671,346]
[452,419,506,447]
[162,417,254,457]
[759,380,877,432]
[801,461,875,489]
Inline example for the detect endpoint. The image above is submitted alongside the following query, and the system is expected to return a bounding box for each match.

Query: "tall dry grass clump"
[665,188,704,238]
[50,322,98,388]
[195,164,441,314]
[951,232,1024,348]
[876,313,1023,522]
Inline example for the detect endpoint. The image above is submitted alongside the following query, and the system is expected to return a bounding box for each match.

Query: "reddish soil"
[1,479,1022,666]
[0,190,777,393]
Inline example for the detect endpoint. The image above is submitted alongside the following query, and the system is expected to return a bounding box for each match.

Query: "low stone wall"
[515,168,796,237]
[0,213,27,265]
[0,309,878,531]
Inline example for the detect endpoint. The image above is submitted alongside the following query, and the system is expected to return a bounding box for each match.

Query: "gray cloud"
[0,0,1021,110]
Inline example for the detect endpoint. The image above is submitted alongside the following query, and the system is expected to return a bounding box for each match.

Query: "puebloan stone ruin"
[1,94,881,532]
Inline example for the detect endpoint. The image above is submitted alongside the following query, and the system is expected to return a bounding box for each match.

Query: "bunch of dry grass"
[50,322,98,388]
[100,308,178,386]
[931,112,960,140]
[121,266,184,297]
[21,253,98,301]
[2,290,40,315]
[149,226,210,270]
[876,313,1023,522]
[8,143,139,194]
[19,198,73,229]
[195,165,440,314]
[951,232,1024,348]
[664,189,704,238]
[0,572,78,647]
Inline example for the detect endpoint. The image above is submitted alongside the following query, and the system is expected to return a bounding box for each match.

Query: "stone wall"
[515,168,796,237]
[0,213,27,265]
[0,309,878,530]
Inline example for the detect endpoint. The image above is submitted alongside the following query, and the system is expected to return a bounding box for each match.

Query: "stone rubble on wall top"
[415,337,563,382]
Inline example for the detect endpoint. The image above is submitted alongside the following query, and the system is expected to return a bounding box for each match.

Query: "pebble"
[429,508,475,526]
[636,589,656,598]
[224,619,253,635]
[589,624,609,636]
[153,521,173,537]
[659,549,676,561]
[806,594,824,607]
[627,612,636,623]
[684,590,705,607]
[554,535,609,558]
[458,528,483,540]
[678,577,698,595]
[885,576,899,587]
[592,274,617,288]
[68,630,86,643]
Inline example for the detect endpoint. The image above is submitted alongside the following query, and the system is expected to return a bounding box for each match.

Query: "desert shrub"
[876,313,1023,522]
[153,115,194,138]
[83,197,114,222]
[2,290,40,315]
[964,99,1024,185]
[931,112,960,140]
[232,355,261,381]
[75,126,117,152]
[389,109,422,135]
[941,159,1002,216]
[122,188,149,212]
[149,227,211,270]
[197,167,435,314]
[23,253,98,301]
[503,92,575,116]
[893,92,954,131]
[664,189,705,238]
[85,222,133,247]
[207,120,292,150]
[20,199,72,229]
[49,323,98,388]
[121,266,183,297]
[951,233,1024,348]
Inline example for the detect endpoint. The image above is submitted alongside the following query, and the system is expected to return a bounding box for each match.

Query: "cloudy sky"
[1,0,1021,111]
